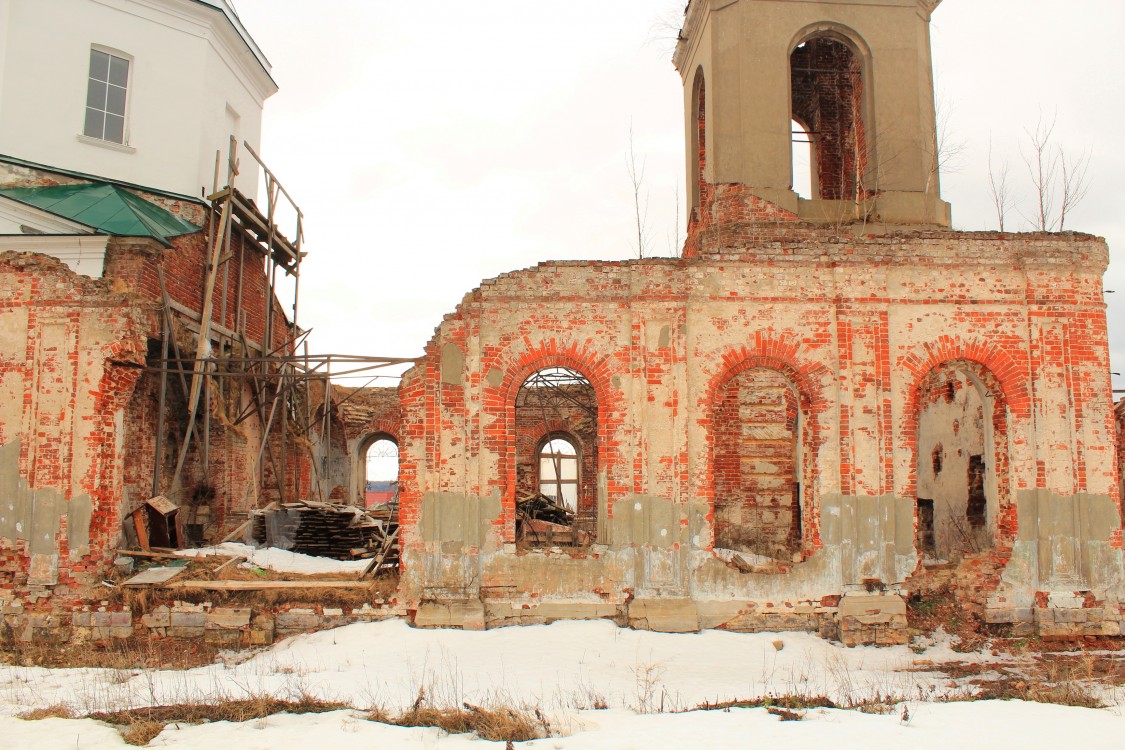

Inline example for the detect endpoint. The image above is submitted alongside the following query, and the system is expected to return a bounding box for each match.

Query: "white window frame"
[80,45,134,150]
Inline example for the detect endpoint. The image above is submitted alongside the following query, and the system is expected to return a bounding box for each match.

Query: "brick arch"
[484,340,625,542]
[515,418,573,458]
[358,425,400,452]
[900,337,1030,421]
[699,338,835,552]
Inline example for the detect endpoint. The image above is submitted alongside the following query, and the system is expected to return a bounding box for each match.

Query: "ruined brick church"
[388,0,1125,640]
[0,0,1121,646]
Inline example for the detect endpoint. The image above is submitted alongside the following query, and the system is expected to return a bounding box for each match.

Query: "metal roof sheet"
[0,183,202,246]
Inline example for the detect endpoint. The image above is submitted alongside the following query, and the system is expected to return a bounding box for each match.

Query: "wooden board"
[161,580,374,591]
[123,566,186,586]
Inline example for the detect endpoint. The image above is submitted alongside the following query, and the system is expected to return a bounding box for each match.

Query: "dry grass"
[82,694,544,746]
[966,652,1107,709]
[0,634,224,670]
[695,695,837,712]
[86,695,352,745]
[18,704,76,721]
[373,703,545,743]
[120,720,165,746]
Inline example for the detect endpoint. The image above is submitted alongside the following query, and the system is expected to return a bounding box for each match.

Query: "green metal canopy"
[0,183,201,246]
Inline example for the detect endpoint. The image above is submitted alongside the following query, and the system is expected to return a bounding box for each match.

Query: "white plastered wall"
[0,0,274,197]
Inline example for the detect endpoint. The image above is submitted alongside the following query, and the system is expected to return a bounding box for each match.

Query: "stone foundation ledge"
[3,601,404,644]
[414,595,903,646]
[986,592,1124,637]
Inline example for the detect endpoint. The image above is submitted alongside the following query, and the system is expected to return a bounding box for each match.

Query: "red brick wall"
[398,229,1118,606]
[713,367,800,556]
[0,177,310,604]
[0,253,145,605]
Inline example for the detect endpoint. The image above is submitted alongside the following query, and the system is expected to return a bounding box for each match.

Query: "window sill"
[75,134,135,154]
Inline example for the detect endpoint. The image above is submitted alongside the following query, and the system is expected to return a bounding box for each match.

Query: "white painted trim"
[76,133,137,153]
[0,234,110,277]
[0,196,96,234]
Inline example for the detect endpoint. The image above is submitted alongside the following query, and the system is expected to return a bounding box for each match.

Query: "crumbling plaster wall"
[0,164,311,603]
[0,252,145,603]
[398,230,1123,632]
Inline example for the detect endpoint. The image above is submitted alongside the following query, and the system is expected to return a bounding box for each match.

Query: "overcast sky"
[231,0,1125,391]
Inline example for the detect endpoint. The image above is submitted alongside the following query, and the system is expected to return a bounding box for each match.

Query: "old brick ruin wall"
[0,163,310,615]
[395,229,1124,640]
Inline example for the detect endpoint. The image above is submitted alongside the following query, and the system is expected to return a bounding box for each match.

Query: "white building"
[0,0,276,198]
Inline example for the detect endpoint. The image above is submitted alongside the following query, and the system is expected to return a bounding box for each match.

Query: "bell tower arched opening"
[673,0,952,234]
[790,35,867,201]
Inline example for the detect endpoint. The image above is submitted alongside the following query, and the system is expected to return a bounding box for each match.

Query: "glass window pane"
[106,84,126,116]
[560,485,578,509]
[86,79,107,110]
[560,458,577,480]
[84,108,105,139]
[108,55,129,87]
[89,50,109,82]
[104,113,125,143]
[540,458,558,481]
[548,439,576,455]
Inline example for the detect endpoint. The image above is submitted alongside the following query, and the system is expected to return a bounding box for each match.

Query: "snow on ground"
[0,619,1120,748]
[175,543,371,574]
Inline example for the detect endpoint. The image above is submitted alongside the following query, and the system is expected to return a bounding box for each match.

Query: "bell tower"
[675,0,951,241]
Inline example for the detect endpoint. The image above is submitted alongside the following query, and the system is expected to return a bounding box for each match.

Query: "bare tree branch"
[928,91,966,194]
[1019,114,1059,231]
[987,138,1013,232]
[1058,148,1091,232]
[626,123,650,259]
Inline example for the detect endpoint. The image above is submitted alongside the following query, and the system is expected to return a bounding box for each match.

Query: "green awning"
[0,183,201,246]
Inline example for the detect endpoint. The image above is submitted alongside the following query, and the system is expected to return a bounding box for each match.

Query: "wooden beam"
[161,580,374,591]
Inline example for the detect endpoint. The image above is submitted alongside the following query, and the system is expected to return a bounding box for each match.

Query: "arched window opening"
[790,36,866,200]
[713,368,803,569]
[364,436,399,509]
[691,69,707,214]
[515,367,597,549]
[791,118,814,200]
[915,364,1000,563]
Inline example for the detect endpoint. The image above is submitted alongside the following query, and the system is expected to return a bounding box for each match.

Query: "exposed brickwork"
[398,227,1120,634]
[0,165,309,608]
[713,367,800,556]
[791,37,868,201]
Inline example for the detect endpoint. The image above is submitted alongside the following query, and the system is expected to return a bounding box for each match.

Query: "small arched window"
[363,436,399,508]
[539,435,579,510]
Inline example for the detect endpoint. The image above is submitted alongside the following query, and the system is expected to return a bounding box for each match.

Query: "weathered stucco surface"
[0,252,145,596]
[397,231,1124,637]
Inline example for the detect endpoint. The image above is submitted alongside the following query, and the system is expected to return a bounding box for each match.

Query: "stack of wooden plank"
[251,500,398,562]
